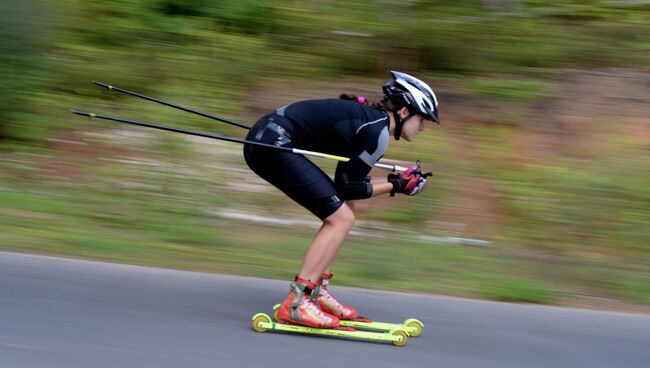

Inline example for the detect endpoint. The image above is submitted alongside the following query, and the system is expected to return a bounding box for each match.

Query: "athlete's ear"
[398,107,409,119]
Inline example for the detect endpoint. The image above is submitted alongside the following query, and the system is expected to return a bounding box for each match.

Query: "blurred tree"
[152,0,276,34]
[0,0,46,143]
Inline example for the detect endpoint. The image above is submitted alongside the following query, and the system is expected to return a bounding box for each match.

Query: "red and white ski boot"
[277,277,340,328]
[312,273,359,320]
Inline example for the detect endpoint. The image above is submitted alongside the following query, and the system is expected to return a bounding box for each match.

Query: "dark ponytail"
[339,94,392,111]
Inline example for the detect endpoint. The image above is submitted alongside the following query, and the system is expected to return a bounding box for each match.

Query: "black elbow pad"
[337,175,372,200]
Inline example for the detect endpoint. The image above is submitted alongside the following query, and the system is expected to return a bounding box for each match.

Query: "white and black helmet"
[383,70,439,139]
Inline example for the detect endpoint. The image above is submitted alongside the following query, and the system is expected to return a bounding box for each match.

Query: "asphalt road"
[1,251,649,368]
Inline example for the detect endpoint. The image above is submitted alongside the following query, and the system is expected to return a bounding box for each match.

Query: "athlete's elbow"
[338,182,372,200]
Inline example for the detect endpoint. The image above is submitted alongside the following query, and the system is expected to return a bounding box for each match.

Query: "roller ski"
[273,273,423,337]
[252,312,410,346]
[270,304,423,337]
[252,277,409,346]
[307,272,423,337]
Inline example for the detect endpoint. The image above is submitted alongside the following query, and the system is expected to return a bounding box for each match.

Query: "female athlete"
[243,71,440,328]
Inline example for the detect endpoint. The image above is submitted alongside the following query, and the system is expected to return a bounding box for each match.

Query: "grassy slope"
[2,70,648,309]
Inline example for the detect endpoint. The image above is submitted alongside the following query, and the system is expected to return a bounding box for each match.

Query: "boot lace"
[321,288,345,308]
[302,297,330,319]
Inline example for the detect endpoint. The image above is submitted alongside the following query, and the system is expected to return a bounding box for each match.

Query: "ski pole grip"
[373,163,409,173]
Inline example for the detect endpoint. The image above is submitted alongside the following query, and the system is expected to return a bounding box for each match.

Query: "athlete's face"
[400,114,427,141]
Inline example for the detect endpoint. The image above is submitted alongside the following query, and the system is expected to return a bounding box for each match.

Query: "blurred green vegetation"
[1,1,649,308]
[461,77,555,101]
[3,0,649,144]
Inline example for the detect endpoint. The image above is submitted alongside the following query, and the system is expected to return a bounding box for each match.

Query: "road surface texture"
[1,251,649,368]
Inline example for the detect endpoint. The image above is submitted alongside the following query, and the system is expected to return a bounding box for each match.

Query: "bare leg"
[298,202,355,282]
[322,201,355,275]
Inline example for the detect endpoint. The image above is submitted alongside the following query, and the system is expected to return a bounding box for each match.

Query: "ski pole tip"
[93,80,112,90]
[69,109,95,118]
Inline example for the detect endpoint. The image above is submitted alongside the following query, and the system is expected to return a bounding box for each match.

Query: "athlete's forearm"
[370,181,394,197]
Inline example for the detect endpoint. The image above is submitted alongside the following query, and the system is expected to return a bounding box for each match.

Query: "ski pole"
[93,81,251,130]
[89,82,409,172]
[70,109,353,162]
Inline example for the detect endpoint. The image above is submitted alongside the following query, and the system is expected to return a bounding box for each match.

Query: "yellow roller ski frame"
[252,313,409,346]
[271,304,423,337]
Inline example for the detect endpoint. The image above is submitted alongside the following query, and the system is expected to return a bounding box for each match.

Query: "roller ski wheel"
[403,318,424,337]
[252,313,272,333]
[272,304,423,337]
[273,303,280,322]
[252,311,408,346]
[390,329,409,347]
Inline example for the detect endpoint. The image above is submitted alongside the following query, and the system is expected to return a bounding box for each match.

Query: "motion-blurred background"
[1,0,648,310]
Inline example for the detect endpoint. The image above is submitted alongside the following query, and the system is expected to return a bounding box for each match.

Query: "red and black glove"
[387,163,431,197]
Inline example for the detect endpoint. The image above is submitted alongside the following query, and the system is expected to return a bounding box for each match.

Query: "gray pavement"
[1,251,649,368]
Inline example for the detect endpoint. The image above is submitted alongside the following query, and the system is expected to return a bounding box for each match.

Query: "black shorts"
[243,113,344,220]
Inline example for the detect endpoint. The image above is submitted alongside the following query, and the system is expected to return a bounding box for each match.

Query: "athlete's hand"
[387,163,431,196]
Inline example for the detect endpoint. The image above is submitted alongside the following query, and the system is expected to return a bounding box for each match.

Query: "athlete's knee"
[324,203,355,229]
[346,200,355,213]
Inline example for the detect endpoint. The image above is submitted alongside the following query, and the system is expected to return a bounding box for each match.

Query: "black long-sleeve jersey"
[277,99,389,197]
